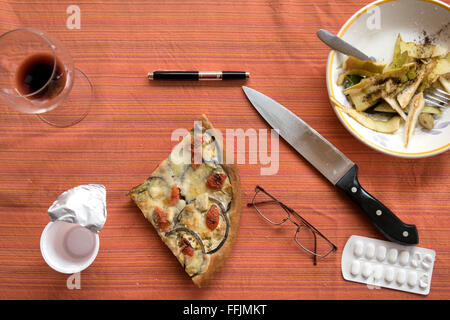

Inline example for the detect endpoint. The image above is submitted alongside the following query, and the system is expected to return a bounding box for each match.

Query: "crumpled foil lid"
[47,184,107,233]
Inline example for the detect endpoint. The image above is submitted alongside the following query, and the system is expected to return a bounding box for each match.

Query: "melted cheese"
[202,141,218,163]
[177,203,227,252]
[163,229,206,276]
[195,193,209,212]
[180,165,213,201]
[169,136,190,177]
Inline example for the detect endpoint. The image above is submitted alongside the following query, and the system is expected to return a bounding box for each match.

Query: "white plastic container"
[40,220,99,274]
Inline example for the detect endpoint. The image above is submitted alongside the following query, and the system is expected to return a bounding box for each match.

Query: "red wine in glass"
[0,28,93,127]
[16,52,67,100]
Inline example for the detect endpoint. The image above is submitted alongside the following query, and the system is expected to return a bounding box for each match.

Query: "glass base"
[38,68,93,128]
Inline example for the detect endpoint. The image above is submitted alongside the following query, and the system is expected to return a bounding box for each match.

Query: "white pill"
[411,252,421,268]
[407,271,418,287]
[387,248,398,264]
[365,243,375,259]
[353,241,364,257]
[396,269,406,285]
[399,251,410,266]
[350,260,361,276]
[421,254,433,270]
[362,262,373,279]
[376,245,387,261]
[373,265,383,281]
[419,274,429,289]
[385,267,395,282]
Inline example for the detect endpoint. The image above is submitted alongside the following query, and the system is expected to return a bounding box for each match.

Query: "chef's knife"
[242,86,418,246]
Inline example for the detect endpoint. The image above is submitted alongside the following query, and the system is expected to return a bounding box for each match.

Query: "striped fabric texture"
[0,0,449,299]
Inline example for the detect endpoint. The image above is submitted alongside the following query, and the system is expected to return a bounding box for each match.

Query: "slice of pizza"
[128,115,241,287]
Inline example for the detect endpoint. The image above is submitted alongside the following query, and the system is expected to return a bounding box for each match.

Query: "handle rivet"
[403,231,409,237]
[351,187,357,193]
[376,210,382,216]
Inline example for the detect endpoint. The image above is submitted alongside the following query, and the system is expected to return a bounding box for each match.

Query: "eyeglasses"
[247,185,337,265]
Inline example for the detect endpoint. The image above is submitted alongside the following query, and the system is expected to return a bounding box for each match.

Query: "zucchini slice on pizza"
[128,115,241,287]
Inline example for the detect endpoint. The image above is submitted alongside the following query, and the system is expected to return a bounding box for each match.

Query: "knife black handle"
[336,165,418,245]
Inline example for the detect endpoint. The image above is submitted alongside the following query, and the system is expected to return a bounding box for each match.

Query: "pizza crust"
[128,114,241,288]
[191,115,241,287]
[192,161,241,287]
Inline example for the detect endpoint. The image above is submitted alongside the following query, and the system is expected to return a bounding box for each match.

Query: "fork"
[424,88,450,108]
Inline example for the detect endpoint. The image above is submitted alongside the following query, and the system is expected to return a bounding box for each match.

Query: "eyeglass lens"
[252,187,335,258]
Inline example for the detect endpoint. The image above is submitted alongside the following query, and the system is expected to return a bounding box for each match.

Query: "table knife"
[242,86,418,246]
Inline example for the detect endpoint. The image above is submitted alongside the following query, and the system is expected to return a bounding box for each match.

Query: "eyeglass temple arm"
[248,192,337,250]
[250,186,338,254]
[247,199,279,207]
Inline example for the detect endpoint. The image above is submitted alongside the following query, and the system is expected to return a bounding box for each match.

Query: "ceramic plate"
[326,0,450,158]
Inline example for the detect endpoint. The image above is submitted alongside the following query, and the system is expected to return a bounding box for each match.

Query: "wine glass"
[0,28,93,127]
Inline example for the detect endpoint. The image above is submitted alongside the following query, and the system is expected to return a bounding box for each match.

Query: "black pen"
[148,70,250,80]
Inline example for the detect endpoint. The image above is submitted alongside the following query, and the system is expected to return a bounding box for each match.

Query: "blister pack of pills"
[341,235,435,295]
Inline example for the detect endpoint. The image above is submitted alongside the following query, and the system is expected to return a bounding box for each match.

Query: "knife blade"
[242,86,418,246]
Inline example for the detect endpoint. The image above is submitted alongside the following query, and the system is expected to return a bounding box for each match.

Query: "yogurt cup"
[40,220,99,274]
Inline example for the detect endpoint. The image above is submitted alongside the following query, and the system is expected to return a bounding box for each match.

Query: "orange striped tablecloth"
[0,0,449,300]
